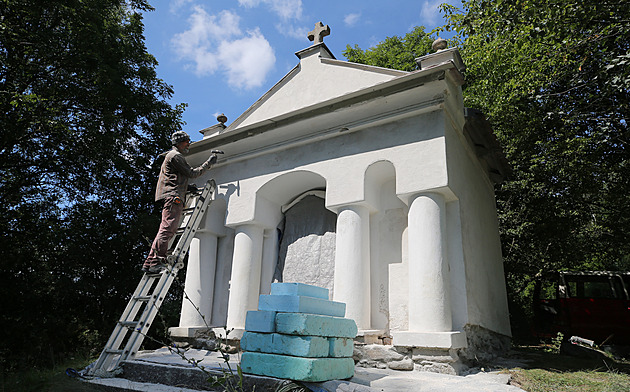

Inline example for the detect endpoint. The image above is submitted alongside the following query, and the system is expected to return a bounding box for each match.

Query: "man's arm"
[171,153,217,179]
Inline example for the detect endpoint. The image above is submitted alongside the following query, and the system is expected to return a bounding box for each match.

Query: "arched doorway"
[274,191,337,298]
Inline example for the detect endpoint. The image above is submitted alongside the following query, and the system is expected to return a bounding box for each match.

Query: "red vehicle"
[533,271,630,345]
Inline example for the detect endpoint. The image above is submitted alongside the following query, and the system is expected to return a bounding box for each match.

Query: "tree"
[343,26,434,71]
[440,0,630,335]
[0,0,185,368]
[343,1,630,338]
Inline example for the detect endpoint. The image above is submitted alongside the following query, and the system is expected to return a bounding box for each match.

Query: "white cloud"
[277,23,309,40]
[419,0,443,27]
[171,6,276,90]
[344,13,361,27]
[169,0,194,14]
[218,29,276,89]
[238,0,303,20]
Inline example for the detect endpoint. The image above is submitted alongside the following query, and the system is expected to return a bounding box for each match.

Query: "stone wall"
[352,324,511,375]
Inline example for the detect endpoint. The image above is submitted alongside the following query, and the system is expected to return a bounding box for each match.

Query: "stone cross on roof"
[307,22,330,45]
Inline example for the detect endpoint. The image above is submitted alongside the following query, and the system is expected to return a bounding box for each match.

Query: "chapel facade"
[168,27,511,369]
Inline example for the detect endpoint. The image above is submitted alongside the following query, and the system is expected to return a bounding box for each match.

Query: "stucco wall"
[444,119,511,337]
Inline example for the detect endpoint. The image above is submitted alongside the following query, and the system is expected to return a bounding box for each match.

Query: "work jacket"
[155,147,209,201]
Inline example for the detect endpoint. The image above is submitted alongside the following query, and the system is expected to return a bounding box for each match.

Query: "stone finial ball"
[432,38,448,51]
[217,113,228,124]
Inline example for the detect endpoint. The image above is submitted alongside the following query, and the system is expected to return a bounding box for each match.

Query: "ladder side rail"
[116,274,160,327]
[105,275,159,348]
[91,275,160,372]
[117,271,179,364]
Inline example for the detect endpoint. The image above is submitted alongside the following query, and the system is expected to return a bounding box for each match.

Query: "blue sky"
[142,0,453,141]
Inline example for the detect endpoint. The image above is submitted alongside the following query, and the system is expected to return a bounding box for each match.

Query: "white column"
[178,232,218,328]
[225,224,264,332]
[407,192,452,332]
[333,204,371,330]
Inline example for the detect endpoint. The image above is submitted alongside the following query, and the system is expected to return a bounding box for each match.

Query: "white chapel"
[168,24,511,368]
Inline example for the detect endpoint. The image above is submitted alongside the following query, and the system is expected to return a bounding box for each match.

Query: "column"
[407,192,452,332]
[178,232,218,329]
[333,204,370,330]
[226,224,264,333]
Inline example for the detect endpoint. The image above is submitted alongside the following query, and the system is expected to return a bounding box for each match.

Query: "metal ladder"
[88,179,216,377]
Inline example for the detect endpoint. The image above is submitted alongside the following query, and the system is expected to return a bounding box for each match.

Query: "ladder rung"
[118,321,138,327]
[133,295,152,301]
[105,349,123,355]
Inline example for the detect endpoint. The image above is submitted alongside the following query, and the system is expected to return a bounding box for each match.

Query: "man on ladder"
[142,131,218,273]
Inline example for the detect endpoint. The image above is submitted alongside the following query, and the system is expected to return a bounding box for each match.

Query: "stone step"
[328,337,354,357]
[275,312,358,338]
[241,332,329,357]
[270,282,329,299]
[245,310,276,333]
[85,358,286,391]
[240,352,355,382]
[258,295,345,317]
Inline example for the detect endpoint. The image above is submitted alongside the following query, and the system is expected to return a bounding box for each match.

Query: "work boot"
[142,264,165,274]
[141,257,167,274]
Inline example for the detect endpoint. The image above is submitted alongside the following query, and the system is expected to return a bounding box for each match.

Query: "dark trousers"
[143,196,183,268]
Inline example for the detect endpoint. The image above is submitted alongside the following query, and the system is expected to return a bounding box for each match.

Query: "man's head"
[171,131,191,153]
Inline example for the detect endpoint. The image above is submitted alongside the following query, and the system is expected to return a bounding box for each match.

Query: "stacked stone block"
[240,283,357,382]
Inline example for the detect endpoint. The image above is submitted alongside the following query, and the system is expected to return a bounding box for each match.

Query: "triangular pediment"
[226,43,408,132]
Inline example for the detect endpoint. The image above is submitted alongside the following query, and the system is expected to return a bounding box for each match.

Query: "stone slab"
[240,352,355,382]
[241,332,329,357]
[270,282,329,300]
[275,313,358,338]
[258,295,345,317]
[245,310,276,333]
[391,331,467,349]
[168,326,212,339]
[328,337,354,357]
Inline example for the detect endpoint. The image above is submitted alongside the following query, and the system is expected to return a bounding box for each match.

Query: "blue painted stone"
[245,310,276,333]
[275,313,358,338]
[328,337,354,357]
[240,352,355,382]
[258,295,345,317]
[241,332,329,357]
[270,282,329,300]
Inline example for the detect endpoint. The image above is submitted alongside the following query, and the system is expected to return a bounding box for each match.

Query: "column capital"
[326,200,374,215]
[398,186,457,207]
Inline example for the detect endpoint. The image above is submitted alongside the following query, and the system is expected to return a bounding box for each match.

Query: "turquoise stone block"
[270,282,329,300]
[328,337,354,357]
[245,310,276,333]
[275,313,358,338]
[258,295,345,317]
[241,332,329,357]
[240,352,355,382]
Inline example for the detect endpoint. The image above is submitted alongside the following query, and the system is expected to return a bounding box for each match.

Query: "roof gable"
[226,43,408,131]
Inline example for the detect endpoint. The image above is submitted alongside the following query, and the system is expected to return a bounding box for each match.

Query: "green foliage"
[344,1,630,339]
[441,0,630,333]
[545,332,565,354]
[343,26,434,71]
[0,0,185,369]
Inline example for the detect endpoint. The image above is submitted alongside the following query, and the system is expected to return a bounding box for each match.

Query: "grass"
[1,357,101,392]
[504,345,630,392]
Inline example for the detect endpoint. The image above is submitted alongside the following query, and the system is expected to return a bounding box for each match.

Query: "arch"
[257,170,327,207]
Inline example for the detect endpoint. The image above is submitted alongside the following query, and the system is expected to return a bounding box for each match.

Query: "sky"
[141,0,454,142]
